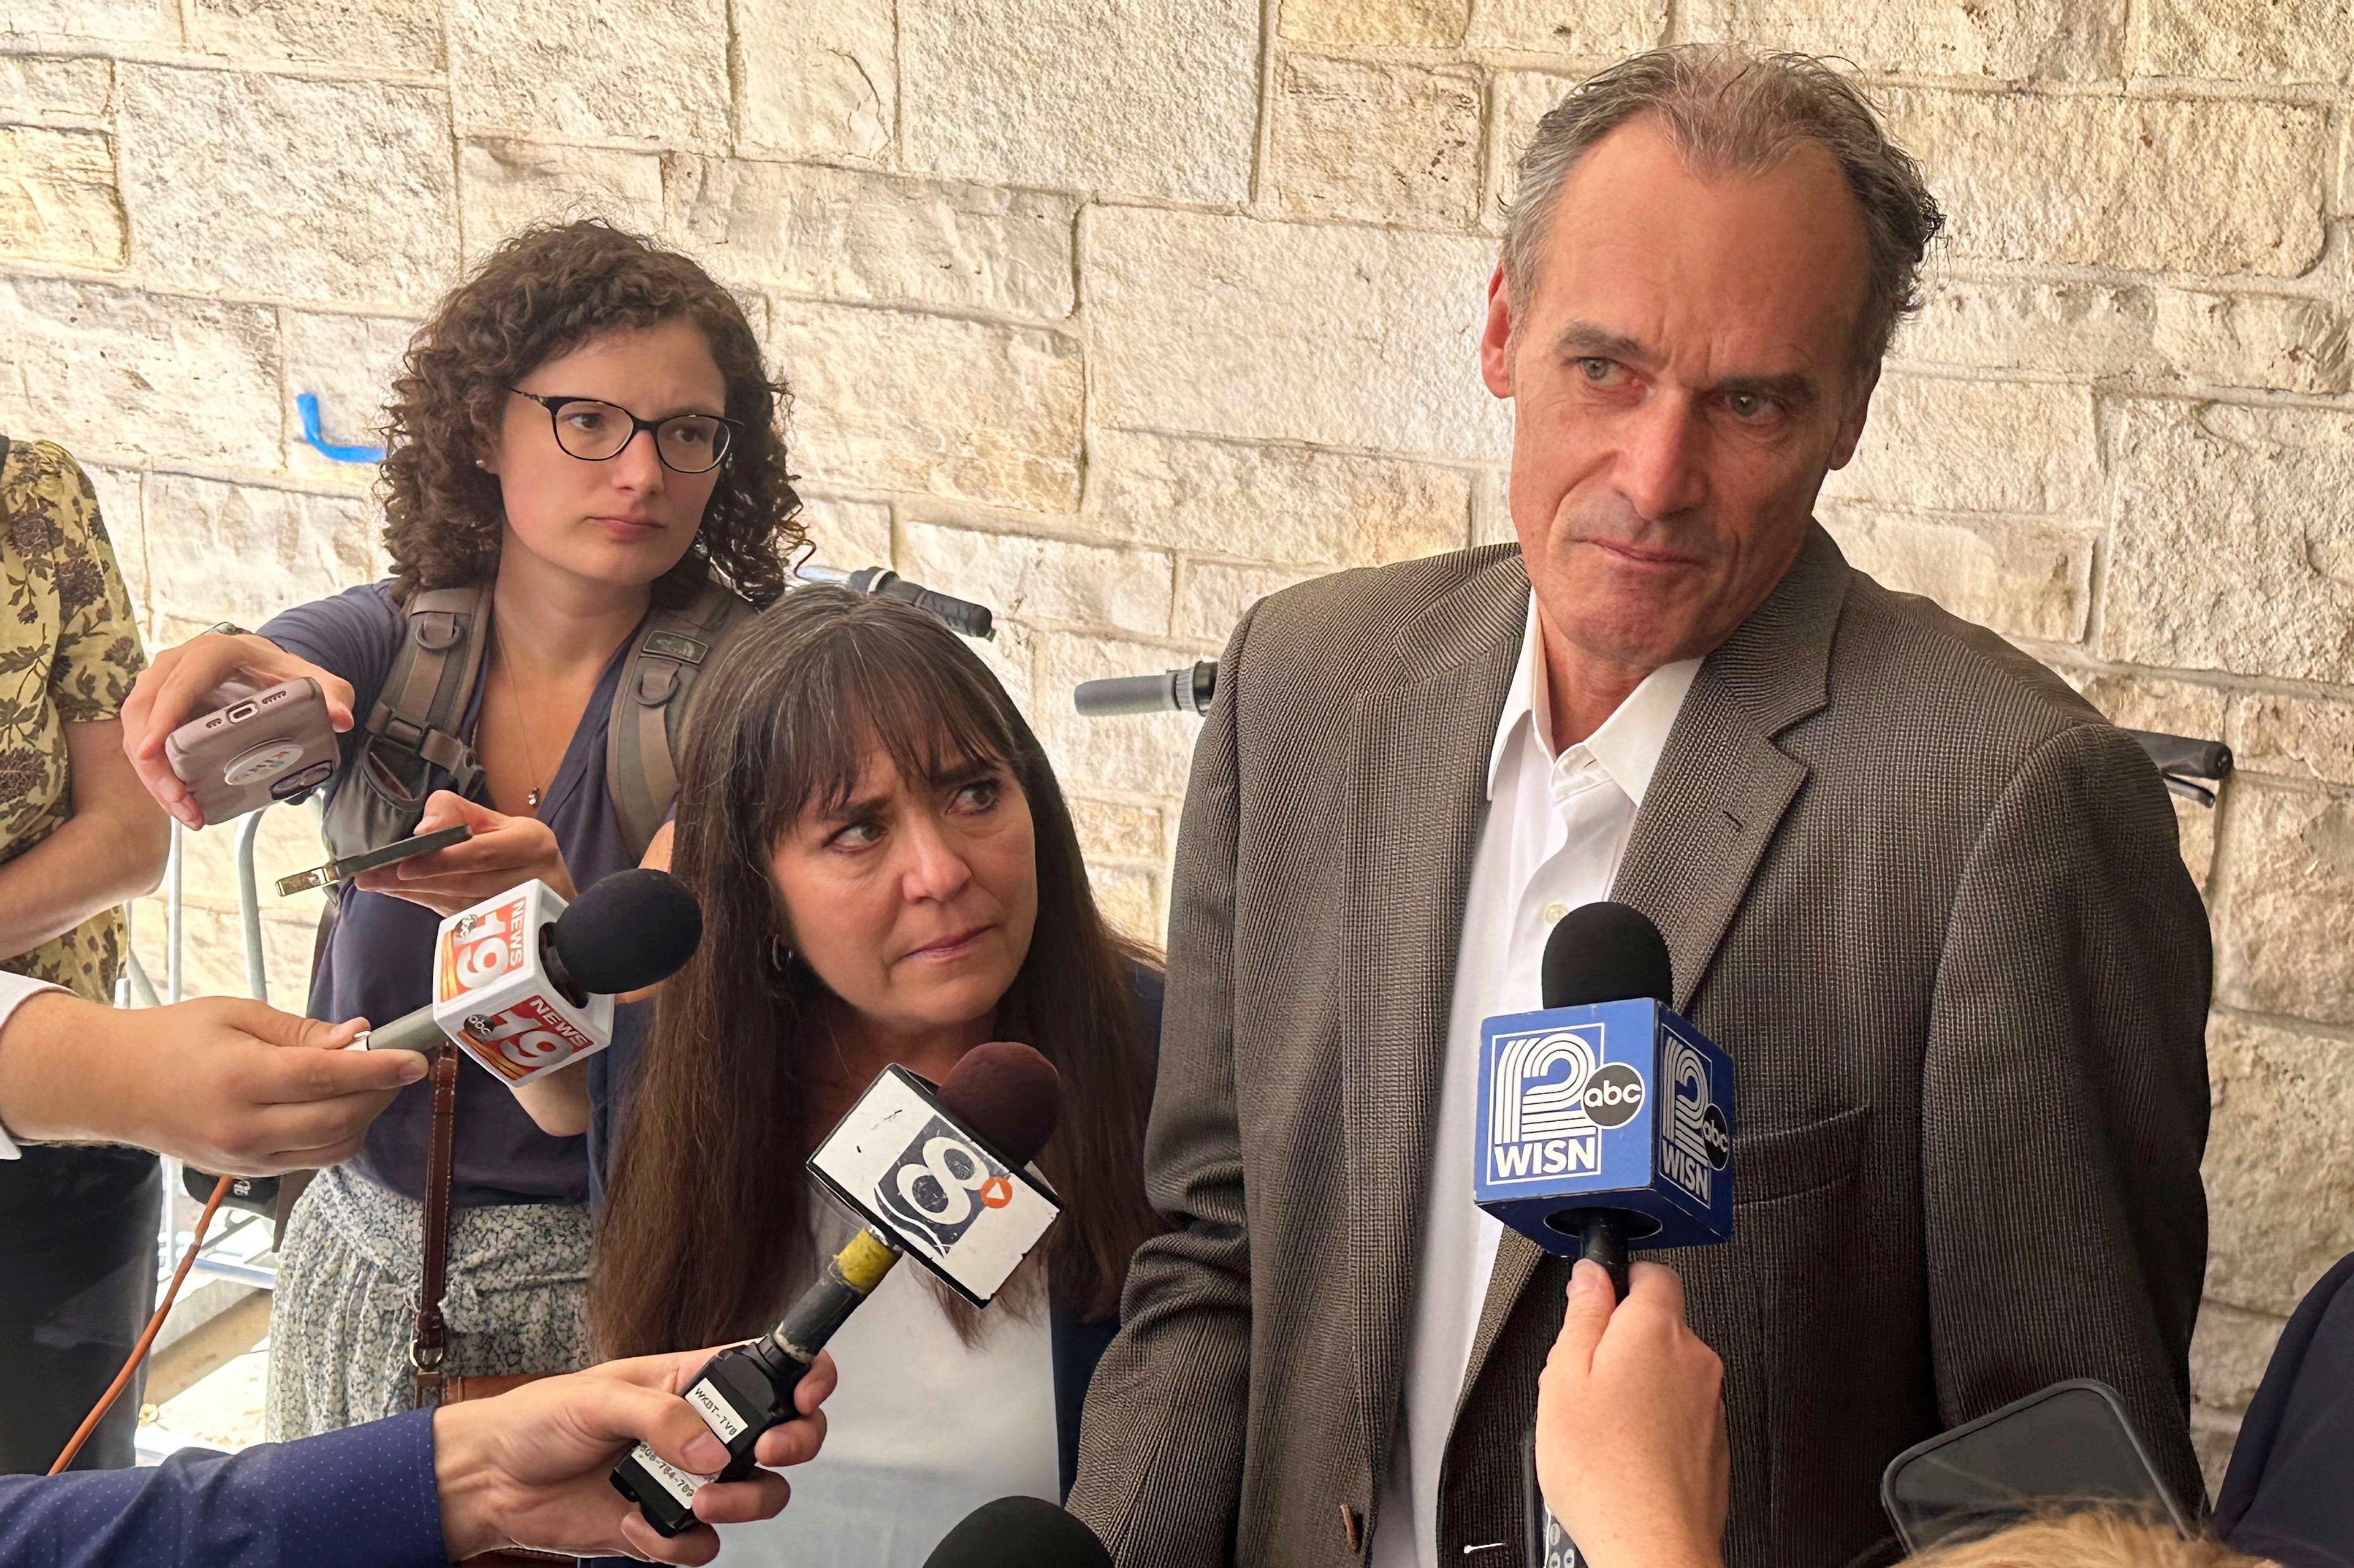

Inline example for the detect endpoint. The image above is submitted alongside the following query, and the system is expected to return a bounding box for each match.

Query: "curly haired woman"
[118,220,806,1437]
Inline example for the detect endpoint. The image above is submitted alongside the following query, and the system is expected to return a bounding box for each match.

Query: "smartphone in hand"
[163,678,339,826]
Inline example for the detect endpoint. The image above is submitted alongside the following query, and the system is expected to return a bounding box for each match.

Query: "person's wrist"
[0,990,101,1144]
[431,1401,506,1561]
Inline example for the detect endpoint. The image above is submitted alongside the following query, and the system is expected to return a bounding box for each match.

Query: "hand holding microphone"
[1534,1262,1729,1568]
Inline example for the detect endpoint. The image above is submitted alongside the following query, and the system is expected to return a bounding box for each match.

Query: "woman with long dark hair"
[576,586,1162,1566]
[118,219,804,1437]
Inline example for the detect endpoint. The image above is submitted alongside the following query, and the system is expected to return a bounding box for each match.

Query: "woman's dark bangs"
[758,623,1016,835]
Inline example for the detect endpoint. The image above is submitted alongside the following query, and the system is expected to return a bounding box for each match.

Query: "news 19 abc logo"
[874,1114,1018,1259]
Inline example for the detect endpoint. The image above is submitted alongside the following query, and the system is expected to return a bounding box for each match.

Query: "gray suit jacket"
[1067,527,2211,1568]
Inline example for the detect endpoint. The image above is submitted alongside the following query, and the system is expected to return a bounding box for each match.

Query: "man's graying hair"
[1503,46,1945,372]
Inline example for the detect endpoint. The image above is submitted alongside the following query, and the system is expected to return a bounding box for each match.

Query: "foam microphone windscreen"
[549,867,704,995]
[1542,900,1674,1010]
[936,1041,1062,1166]
[923,1497,1112,1568]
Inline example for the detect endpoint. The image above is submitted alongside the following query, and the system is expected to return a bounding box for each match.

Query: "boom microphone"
[1474,902,1735,1300]
[356,868,701,1083]
[924,1498,1113,1568]
[612,1041,1067,1536]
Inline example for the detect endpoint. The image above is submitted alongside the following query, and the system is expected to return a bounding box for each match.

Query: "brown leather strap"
[410,1041,462,1408]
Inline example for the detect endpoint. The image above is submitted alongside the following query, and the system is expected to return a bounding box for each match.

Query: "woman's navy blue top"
[585,964,1162,1499]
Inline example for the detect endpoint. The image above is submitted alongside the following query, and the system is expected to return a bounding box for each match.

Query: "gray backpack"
[318,577,753,866]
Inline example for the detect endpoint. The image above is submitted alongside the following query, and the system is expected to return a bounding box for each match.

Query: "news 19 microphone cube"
[1474,998,1735,1254]
[430,880,611,1084]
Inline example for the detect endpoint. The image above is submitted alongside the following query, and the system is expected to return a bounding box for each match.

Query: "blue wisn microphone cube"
[1474,999,1735,1253]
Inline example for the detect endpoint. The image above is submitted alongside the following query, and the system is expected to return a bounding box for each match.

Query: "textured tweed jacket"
[1067,527,2212,1568]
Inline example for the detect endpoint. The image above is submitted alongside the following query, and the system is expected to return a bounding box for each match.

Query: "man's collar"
[1485,595,1701,805]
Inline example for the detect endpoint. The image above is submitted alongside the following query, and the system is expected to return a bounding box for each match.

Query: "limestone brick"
[2190,1299,2288,1414]
[969,617,1037,717]
[2203,1012,2354,1313]
[734,0,894,163]
[1084,428,1472,566]
[2139,0,2354,85]
[2103,402,2354,684]
[2066,671,2232,743]
[0,124,123,268]
[0,54,113,119]
[1893,278,2158,378]
[0,0,173,41]
[448,0,728,151]
[2152,289,2350,396]
[1087,205,1510,460]
[796,495,894,573]
[115,66,457,311]
[900,517,1173,636]
[2232,691,2354,788]
[1878,88,2327,277]
[668,158,1076,320]
[1816,503,2095,644]
[77,460,147,630]
[1268,56,1484,230]
[1280,0,1469,48]
[280,310,415,489]
[1178,560,1325,644]
[1487,70,1580,223]
[1465,0,1665,53]
[0,277,280,468]
[142,474,378,641]
[1068,796,1166,864]
[1683,0,2120,79]
[457,139,664,261]
[188,0,444,71]
[1825,373,2101,519]
[900,0,1261,205]
[1087,862,1162,944]
[2214,782,2354,1024]
[766,299,1085,512]
[2191,1409,2241,1498]
[1033,632,1202,799]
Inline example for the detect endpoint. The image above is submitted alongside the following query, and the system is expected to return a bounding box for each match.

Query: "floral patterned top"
[0,438,145,1001]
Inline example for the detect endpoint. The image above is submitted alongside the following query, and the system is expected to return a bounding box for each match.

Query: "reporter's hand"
[352,790,576,916]
[120,633,356,829]
[433,1345,838,1564]
[0,992,417,1173]
[1535,1261,1729,1568]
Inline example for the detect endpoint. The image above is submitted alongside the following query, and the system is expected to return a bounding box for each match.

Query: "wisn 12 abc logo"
[873,1115,1018,1262]
[1659,1035,1732,1204]
[1486,1024,1648,1185]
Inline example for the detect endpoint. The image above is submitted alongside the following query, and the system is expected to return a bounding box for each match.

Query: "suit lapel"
[1453,524,1853,1416]
[1343,554,1528,1479]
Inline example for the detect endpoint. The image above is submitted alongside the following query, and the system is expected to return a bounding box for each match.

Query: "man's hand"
[352,790,576,917]
[432,1347,838,1564]
[1535,1262,1729,1568]
[0,992,420,1173]
[120,632,356,830]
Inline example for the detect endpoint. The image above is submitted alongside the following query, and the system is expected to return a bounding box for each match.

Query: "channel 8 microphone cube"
[1474,998,1735,1253]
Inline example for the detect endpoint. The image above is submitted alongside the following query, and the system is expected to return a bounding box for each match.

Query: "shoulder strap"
[319,582,491,860]
[408,1041,462,1409]
[605,581,755,862]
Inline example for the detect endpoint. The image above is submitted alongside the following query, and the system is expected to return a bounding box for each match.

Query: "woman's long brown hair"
[589,586,1162,1356]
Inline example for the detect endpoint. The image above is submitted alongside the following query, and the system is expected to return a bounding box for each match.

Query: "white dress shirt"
[1369,599,1698,1568]
[0,967,64,1159]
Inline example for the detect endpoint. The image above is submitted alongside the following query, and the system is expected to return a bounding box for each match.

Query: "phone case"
[164,677,340,825]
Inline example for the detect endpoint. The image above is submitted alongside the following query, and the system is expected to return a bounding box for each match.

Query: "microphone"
[794,562,997,641]
[612,1041,1067,1536]
[1473,902,1735,1301]
[355,867,702,1082]
[923,1497,1113,1568]
[1072,660,1217,717]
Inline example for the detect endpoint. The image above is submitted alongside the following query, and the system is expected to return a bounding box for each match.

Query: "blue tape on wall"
[297,392,387,464]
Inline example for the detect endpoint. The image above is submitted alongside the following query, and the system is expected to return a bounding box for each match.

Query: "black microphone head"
[936,1041,1062,1166]
[549,868,704,995]
[923,1497,1111,1568]
[1541,900,1673,1010]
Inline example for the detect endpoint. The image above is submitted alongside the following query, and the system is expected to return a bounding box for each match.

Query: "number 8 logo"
[894,1135,989,1228]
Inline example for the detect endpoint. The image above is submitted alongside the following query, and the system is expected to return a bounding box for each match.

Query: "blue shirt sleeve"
[259,582,405,731]
[0,1410,449,1568]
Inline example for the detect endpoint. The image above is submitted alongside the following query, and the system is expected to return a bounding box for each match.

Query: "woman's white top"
[714,1214,1060,1567]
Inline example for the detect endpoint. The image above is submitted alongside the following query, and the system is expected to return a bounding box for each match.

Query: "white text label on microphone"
[628,1442,716,1509]
[685,1379,748,1444]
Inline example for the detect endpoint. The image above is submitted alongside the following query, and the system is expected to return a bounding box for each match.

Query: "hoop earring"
[771,937,793,971]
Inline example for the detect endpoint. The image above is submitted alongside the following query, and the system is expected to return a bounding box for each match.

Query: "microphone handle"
[357,1004,448,1056]
[1577,1211,1630,1303]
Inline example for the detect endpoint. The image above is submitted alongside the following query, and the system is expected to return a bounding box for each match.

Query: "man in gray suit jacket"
[1068,45,2211,1568]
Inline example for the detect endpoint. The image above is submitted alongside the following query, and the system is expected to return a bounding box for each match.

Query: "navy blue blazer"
[0,1410,446,1568]
[587,964,1163,1500]
[2217,1249,2354,1568]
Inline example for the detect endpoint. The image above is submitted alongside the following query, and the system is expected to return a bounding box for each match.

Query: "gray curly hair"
[1502,45,1945,372]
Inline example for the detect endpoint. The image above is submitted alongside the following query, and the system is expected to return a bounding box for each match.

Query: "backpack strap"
[318,582,491,862]
[605,580,754,863]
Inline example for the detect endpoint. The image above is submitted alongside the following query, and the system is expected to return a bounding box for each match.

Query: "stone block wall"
[4,0,2350,1490]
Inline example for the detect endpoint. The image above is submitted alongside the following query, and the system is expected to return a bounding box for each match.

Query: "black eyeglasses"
[508,390,742,474]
